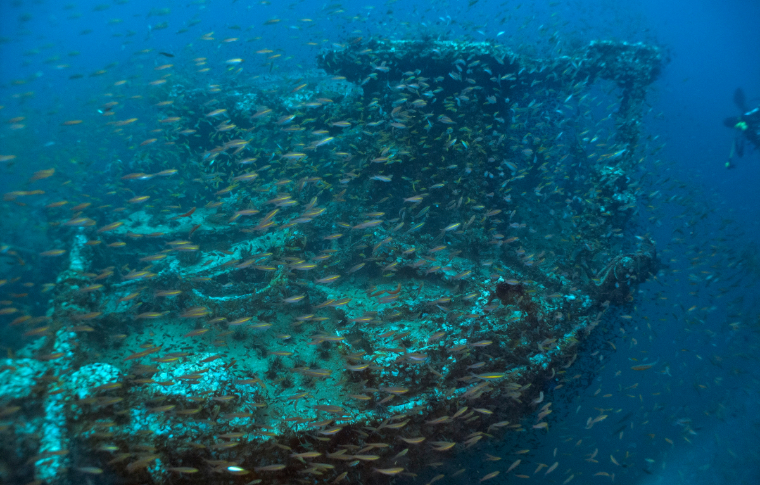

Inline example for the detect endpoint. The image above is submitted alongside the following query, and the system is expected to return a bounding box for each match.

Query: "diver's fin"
[723,116,739,128]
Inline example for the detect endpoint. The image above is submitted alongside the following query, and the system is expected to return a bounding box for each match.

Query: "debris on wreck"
[591,237,660,304]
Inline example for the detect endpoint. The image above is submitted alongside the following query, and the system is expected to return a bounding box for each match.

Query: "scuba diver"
[724,88,760,169]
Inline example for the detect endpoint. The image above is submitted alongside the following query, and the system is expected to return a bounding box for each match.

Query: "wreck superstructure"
[0,38,662,484]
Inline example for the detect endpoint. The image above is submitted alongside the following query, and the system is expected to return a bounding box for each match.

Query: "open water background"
[1,1,759,484]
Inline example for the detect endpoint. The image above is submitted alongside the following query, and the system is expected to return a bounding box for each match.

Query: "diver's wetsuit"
[724,107,760,167]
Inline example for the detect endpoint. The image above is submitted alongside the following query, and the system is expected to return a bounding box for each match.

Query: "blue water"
[1,1,759,484]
